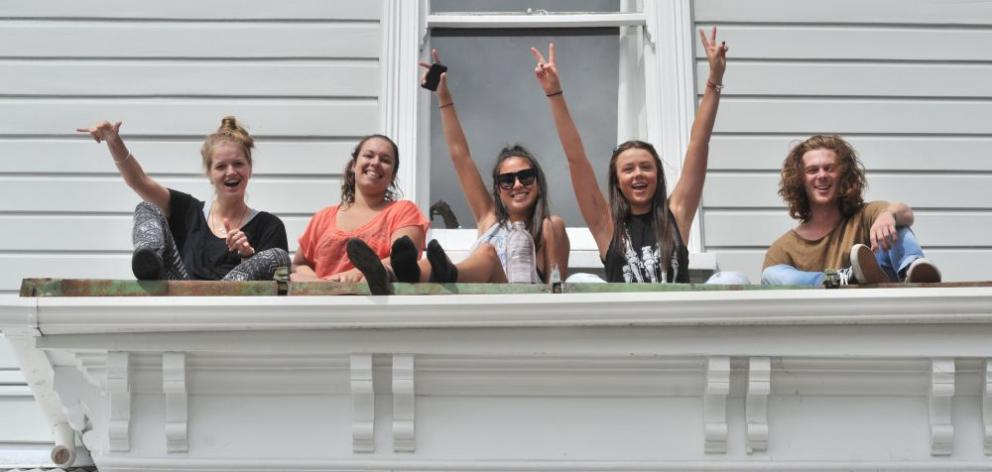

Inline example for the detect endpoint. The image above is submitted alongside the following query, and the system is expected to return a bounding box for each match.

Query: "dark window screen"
[428,28,619,228]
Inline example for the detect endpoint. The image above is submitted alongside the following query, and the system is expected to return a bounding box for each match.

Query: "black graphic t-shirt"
[603,211,689,283]
[167,189,288,280]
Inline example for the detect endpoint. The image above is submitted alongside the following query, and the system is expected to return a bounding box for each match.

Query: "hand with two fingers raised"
[529,43,562,96]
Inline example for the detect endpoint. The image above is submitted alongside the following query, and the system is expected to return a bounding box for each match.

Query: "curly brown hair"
[779,135,867,222]
[340,134,401,204]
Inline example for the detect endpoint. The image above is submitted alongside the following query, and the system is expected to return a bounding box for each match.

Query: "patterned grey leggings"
[132,202,289,281]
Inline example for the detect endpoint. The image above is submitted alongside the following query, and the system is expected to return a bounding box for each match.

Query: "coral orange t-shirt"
[298,200,429,279]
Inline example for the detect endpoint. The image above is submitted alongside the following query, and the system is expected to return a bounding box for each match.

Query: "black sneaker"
[132,246,164,280]
[346,238,393,295]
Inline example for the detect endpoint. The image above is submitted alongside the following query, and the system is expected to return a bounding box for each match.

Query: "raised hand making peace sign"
[529,43,562,97]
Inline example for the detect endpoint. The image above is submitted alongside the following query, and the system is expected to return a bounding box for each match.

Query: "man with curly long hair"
[761,135,941,286]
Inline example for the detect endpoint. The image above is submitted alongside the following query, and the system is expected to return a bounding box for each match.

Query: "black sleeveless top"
[603,210,690,283]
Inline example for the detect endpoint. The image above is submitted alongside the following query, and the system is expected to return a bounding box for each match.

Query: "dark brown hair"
[341,134,401,204]
[200,115,254,171]
[779,134,867,221]
[490,144,551,251]
[607,140,677,275]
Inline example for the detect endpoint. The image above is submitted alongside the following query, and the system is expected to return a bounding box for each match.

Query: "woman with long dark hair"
[290,134,430,295]
[386,49,569,285]
[532,28,728,283]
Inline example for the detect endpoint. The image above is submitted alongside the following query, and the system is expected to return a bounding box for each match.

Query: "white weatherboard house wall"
[1,0,991,465]
[694,0,992,282]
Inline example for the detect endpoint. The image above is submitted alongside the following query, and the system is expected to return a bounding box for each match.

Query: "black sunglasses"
[497,168,538,190]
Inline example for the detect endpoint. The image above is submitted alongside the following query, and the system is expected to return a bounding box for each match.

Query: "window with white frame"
[381,0,700,259]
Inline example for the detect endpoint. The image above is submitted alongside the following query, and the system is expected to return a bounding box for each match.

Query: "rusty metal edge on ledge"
[20,278,988,298]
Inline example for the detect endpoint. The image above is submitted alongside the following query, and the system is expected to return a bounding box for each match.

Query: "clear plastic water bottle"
[506,221,535,283]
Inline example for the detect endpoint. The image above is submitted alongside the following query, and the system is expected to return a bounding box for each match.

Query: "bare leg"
[455,243,507,283]
[424,241,507,283]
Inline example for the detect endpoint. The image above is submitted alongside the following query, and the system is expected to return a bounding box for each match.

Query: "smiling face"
[350,137,396,198]
[800,148,841,210]
[207,141,252,199]
[614,148,659,214]
[496,156,540,220]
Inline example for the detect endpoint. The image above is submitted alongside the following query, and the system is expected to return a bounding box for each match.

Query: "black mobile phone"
[422,63,448,91]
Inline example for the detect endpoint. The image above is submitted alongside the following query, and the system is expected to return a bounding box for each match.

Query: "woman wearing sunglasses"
[383,49,570,285]
[531,28,728,283]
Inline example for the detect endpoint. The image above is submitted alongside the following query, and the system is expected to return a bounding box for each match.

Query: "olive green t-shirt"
[763,201,889,272]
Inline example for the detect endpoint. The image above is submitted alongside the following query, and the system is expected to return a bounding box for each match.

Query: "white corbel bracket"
[163,352,188,453]
[703,356,730,454]
[929,358,955,456]
[393,354,415,452]
[982,359,991,455]
[746,357,770,454]
[107,351,131,452]
[351,354,375,453]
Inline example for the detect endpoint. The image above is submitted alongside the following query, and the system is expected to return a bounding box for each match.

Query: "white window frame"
[380,0,706,266]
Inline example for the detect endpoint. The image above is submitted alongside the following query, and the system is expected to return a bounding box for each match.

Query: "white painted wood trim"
[350,353,375,453]
[380,0,427,210]
[983,359,991,455]
[107,351,131,453]
[163,352,188,453]
[392,354,415,452]
[929,358,955,456]
[645,0,701,253]
[13,287,991,335]
[746,356,770,454]
[703,356,729,454]
[426,13,646,28]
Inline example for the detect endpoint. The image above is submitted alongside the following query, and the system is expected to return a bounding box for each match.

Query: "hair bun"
[220,115,239,131]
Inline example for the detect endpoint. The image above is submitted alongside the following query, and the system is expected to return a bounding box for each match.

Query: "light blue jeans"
[761,226,925,286]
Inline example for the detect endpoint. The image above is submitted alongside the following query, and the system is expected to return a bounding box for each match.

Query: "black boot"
[131,246,165,280]
[346,238,393,295]
[390,236,421,283]
[426,240,458,283]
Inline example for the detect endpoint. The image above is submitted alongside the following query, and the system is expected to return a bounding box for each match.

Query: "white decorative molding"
[425,12,645,28]
[351,354,375,453]
[26,287,992,335]
[380,0,426,210]
[107,351,131,453]
[746,357,770,454]
[392,354,415,452]
[163,352,188,453]
[646,0,701,252]
[929,358,955,456]
[983,359,991,455]
[703,356,730,454]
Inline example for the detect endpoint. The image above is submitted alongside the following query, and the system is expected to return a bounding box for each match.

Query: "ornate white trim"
[107,351,131,453]
[392,354,416,452]
[351,353,375,453]
[379,0,427,209]
[645,0,701,252]
[163,352,188,453]
[983,358,991,455]
[746,356,770,454]
[929,358,955,456]
[703,356,729,454]
[425,13,645,28]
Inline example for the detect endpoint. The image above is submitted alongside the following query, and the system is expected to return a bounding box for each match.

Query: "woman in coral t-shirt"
[290,135,429,293]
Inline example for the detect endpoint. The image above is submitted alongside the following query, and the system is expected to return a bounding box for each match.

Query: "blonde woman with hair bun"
[77,116,290,280]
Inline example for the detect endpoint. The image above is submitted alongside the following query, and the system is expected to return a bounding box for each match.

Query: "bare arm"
[290,250,322,281]
[541,215,570,282]
[870,201,914,251]
[531,44,613,258]
[421,50,494,228]
[77,121,171,216]
[667,27,728,243]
